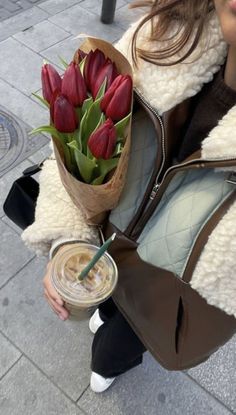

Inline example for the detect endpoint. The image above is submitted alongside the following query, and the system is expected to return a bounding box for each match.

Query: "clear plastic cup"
[50,242,118,320]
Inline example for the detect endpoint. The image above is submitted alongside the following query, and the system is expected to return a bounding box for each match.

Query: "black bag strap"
[22,159,46,177]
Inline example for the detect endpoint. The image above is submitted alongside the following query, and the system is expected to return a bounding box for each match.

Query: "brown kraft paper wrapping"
[52,36,133,225]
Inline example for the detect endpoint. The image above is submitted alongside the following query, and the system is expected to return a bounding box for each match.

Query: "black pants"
[91,298,146,378]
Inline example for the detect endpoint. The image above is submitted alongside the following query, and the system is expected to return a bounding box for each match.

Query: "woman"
[22,0,236,393]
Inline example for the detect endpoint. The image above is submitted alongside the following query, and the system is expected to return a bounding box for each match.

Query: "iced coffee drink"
[50,242,118,320]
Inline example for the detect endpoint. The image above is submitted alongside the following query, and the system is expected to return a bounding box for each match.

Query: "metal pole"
[101,0,117,24]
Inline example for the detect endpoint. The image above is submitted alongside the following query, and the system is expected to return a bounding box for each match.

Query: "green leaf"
[58,55,69,68]
[73,128,82,151]
[81,97,93,117]
[78,110,89,151]
[115,112,131,139]
[29,125,57,136]
[94,77,107,101]
[92,157,119,185]
[113,142,124,157]
[32,93,49,108]
[68,142,96,183]
[67,140,78,149]
[95,112,106,132]
[81,100,102,151]
[52,133,74,173]
[75,106,82,121]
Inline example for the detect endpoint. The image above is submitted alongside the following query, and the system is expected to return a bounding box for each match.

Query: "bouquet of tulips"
[31,37,133,224]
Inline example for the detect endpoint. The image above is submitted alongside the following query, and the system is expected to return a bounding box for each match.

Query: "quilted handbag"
[3,164,42,230]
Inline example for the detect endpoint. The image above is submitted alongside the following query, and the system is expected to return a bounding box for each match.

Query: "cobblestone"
[0,0,47,21]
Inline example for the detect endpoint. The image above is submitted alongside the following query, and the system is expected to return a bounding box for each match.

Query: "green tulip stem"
[77,233,116,282]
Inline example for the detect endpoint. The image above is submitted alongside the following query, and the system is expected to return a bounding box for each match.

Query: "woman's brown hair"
[130,0,215,67]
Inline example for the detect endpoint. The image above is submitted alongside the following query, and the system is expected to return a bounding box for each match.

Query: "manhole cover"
[0,106,48,178]
[0,108,27,174]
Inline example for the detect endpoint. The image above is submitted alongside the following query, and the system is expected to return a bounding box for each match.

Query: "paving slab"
[40,30,124,69]
[78,353,232,415]
[0,6,49,41]
[0,1,51,23]
[27,142,52,181]
[48,4,125,42]
[40,35,84,67]
[13,20,71,52]
[0,332,21,379]
[188,335,236,413]
[0,356,83,415]
[28,142,52,164]
[79,0,127,15]
[1,215,22,235]
[0,38,47,95]
[0,8,11,21]
[114,3,145,30]
[0,256,94,401]
[38,0,83,15]
[0,221,35,288]
[0,79,48,128]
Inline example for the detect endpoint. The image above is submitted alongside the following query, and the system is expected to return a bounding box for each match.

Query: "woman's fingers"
[44,289,69,320]
[44,277,63,305]
[43,261,69,320]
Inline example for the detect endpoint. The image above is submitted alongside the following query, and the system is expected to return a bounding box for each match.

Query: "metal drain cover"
[0,106,48,178]
[0,108,27,174]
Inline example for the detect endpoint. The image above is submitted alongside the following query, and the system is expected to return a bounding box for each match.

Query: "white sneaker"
[90,371,116,393]
[89,309,104,334]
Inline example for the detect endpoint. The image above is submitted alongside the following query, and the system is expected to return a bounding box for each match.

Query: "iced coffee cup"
[50,242,118,320]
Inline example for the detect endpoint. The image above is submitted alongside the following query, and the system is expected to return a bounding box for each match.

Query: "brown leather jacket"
[104,92,236,370]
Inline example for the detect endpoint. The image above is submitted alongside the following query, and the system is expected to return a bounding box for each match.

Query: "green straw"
[77,233,116,281]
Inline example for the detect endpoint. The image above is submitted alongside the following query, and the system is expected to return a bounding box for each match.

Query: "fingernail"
[59,315,65,321]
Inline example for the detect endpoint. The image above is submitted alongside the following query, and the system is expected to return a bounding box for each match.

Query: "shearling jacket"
[22,12,236,324]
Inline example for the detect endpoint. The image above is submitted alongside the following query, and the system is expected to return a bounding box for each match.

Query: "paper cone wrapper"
[52,36,133,225]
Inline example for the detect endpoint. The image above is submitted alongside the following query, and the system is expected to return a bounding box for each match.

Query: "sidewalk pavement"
[0,1,235,414]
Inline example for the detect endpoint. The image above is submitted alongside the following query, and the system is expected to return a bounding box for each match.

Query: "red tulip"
[100,75,132,122]
[91,58,118,99]
[75,48,87,63]
[51,93,78,133]
[62,62,87,107]
[84,49,106,92]
[88,119,116,159]
[41,63,62,103]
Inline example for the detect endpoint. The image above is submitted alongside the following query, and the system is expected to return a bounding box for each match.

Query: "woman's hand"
[43,261,69,321]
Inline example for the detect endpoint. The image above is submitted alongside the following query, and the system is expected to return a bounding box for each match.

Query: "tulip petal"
[100,75,132,122]
[62,62,87,107]
[53,94,78,133]
[84,49,106,92]
[87,118,116,160]
[92,59,118,99]
[41,63,62,103]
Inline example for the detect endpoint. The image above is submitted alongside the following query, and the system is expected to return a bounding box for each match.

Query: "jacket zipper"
[131,88,236,240]
[134,88,166,196]
[135,88,236,199]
